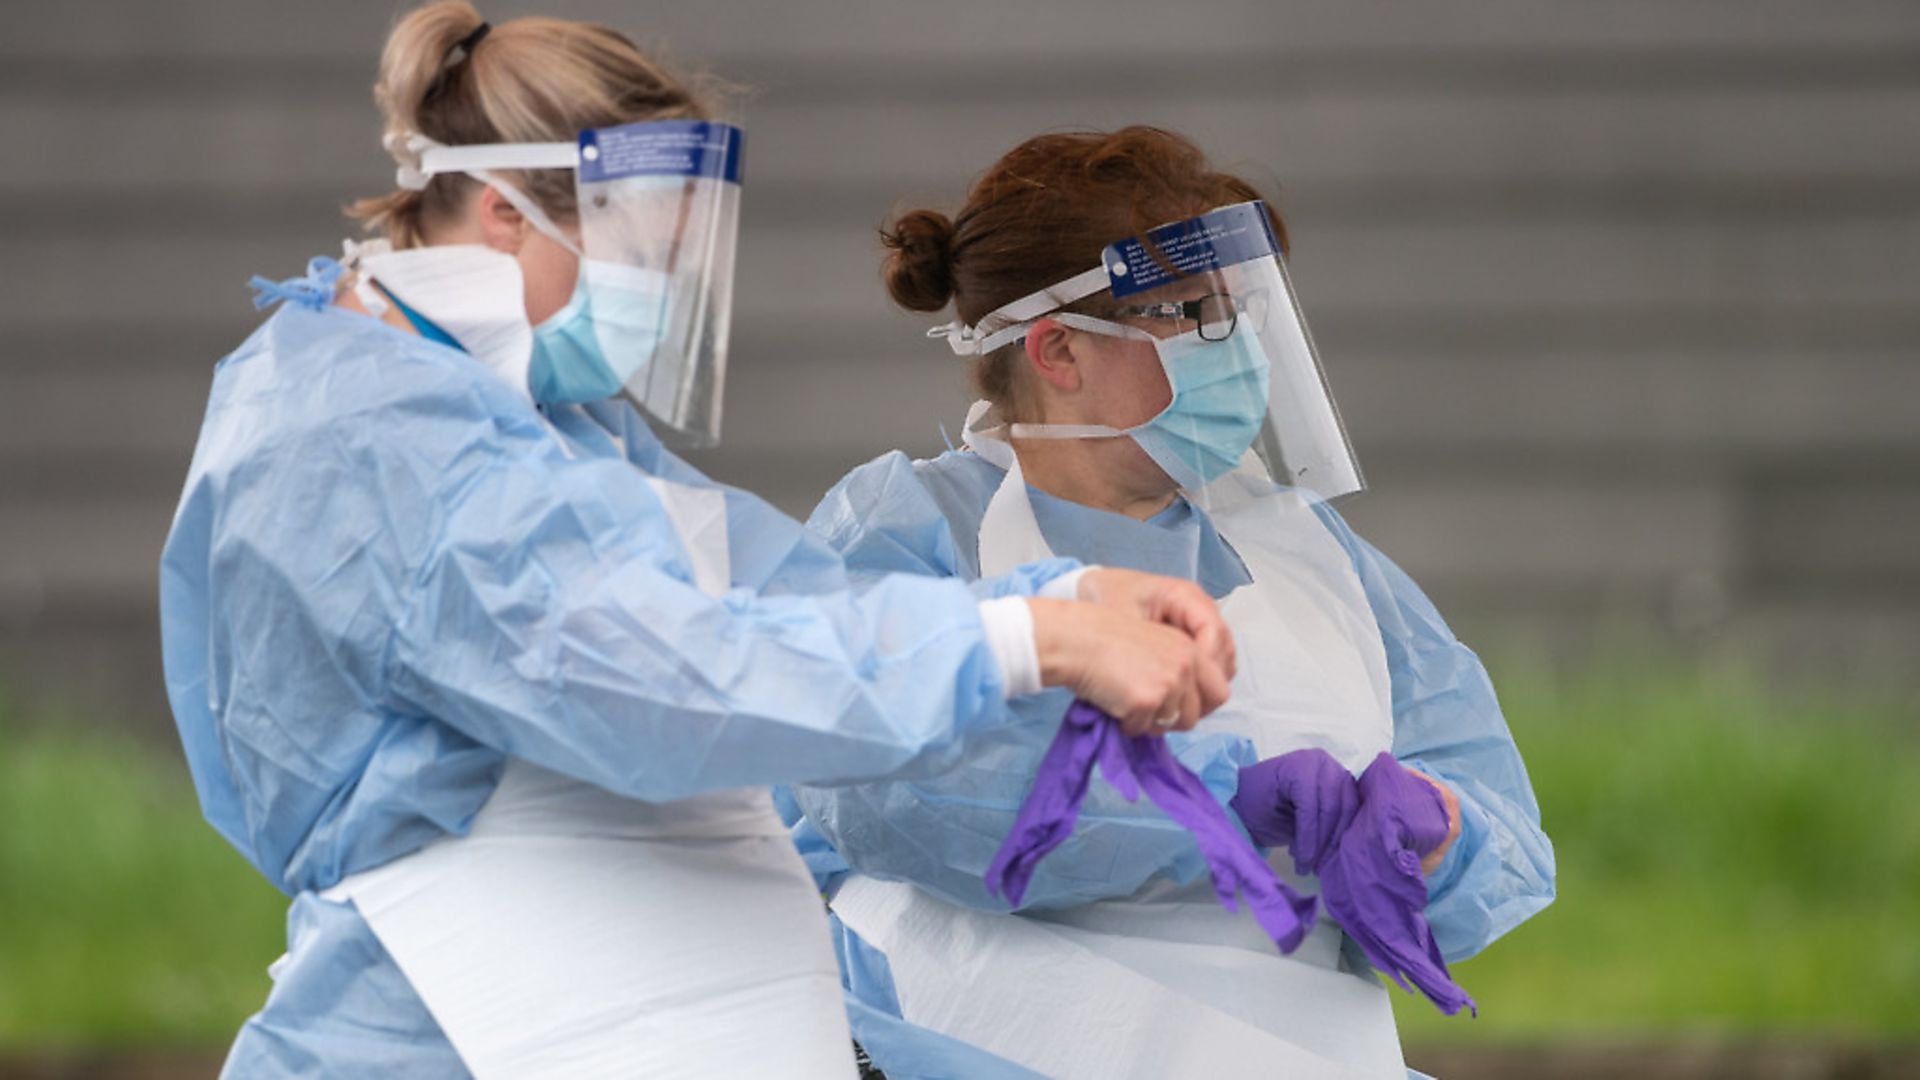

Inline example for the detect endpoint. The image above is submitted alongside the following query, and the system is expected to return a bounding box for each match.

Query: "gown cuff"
[976,597,1042,699]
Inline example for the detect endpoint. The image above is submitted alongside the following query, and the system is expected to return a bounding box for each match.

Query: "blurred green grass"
[0,700,285,1050]
[1393,658,1920,1042]
[2,659,1916,1051]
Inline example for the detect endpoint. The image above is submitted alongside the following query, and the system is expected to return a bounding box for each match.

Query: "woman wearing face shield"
[159,9,1237,1076]
[787,128,1557,1079]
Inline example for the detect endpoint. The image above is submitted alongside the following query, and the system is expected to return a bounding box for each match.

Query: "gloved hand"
[1229,748,1476,1016]
[1318,753,1473,1014]
[1227,748,1359,869]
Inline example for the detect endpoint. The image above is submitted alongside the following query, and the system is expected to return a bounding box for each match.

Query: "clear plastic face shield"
[934,201,1363,502]
[399,119,744,445]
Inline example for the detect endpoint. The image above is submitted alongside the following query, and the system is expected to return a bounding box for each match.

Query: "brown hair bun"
[880,208,958,313]
[886,126,1286,419]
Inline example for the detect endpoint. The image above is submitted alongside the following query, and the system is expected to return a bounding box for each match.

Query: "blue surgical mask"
[528,260,674,405]
[1128,322,1274,489]
[1006,314,1274,491]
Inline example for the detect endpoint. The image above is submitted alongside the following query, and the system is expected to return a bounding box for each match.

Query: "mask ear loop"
[1001,314,1177,441]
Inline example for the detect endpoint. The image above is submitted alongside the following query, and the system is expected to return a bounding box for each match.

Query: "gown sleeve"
[1311,503,1558,962]
[320,368,1066,799]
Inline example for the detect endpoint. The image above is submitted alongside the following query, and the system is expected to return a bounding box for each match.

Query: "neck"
[335,274,418,336]
[1010,437,1178,522]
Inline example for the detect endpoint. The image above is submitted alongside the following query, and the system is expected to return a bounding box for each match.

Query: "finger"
[1186,614,1223,659]
[1195,616,1236,683]
[1155,583,1214,636]
[1194,654,1232,716]
[1182,607,1238,685]
[1120,700,1163,738]
[1176,677,1203,732]
[1150,675,1187,737]
[1122,678,1165,736]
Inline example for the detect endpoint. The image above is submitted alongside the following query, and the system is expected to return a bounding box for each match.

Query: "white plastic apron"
[322,476,856,1079]
[832,406,1404,1079]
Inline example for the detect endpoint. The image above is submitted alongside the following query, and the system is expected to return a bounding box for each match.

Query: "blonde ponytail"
[348,1,719,248]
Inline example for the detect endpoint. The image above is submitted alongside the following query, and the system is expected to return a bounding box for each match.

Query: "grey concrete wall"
[3,1,1918,727]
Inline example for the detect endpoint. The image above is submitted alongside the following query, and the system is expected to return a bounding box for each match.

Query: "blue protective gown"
[159,275,1080,1077]
[788,448,1557,1080]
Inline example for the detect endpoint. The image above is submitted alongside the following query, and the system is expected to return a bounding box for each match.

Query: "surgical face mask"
[1132,322,1274,489]
[486,174,682,407]
[528,260,674,405]
[1010,313,1274,491]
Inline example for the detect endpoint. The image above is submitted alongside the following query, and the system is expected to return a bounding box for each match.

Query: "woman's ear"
[475,186,528,255]
[1024,317,1083,393]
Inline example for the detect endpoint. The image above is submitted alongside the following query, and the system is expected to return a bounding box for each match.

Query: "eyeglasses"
[1110,289,1271,342]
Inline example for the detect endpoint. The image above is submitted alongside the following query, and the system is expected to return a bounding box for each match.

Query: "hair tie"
[450,22,491,60]
[424,22,490,103]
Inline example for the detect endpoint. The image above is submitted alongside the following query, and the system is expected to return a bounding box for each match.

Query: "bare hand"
[1407,769,1463,875]
[1075,568,1236,708]
[1028,599,1214,736]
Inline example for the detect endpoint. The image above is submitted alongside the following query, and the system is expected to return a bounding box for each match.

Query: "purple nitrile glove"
[1099,719,1319,953]
[1317,752,1476,1016]
[1228,748,1360,872]
[1228,748,1475,1016]
[981,698,1111,906]
[986,700,1317,954]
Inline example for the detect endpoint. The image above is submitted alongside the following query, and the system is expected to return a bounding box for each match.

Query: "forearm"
[393,551,1022,800]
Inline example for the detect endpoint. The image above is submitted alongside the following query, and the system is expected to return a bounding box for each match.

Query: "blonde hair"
[349,1,716,247]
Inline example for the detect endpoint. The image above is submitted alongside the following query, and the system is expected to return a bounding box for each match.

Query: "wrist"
[1073,566,1114,606]
[1039,565,1096,602]
[1027,597,1085,690]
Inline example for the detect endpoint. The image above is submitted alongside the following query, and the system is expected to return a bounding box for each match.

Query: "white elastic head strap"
[928,264,1113,356]
[971,313,1153,441]
[388,132,584,257]
[390,131,577,184]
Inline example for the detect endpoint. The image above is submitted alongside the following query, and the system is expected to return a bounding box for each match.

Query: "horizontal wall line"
[4,46,1920,105]
[5,176,1919,239]
[6,305,1919,376]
